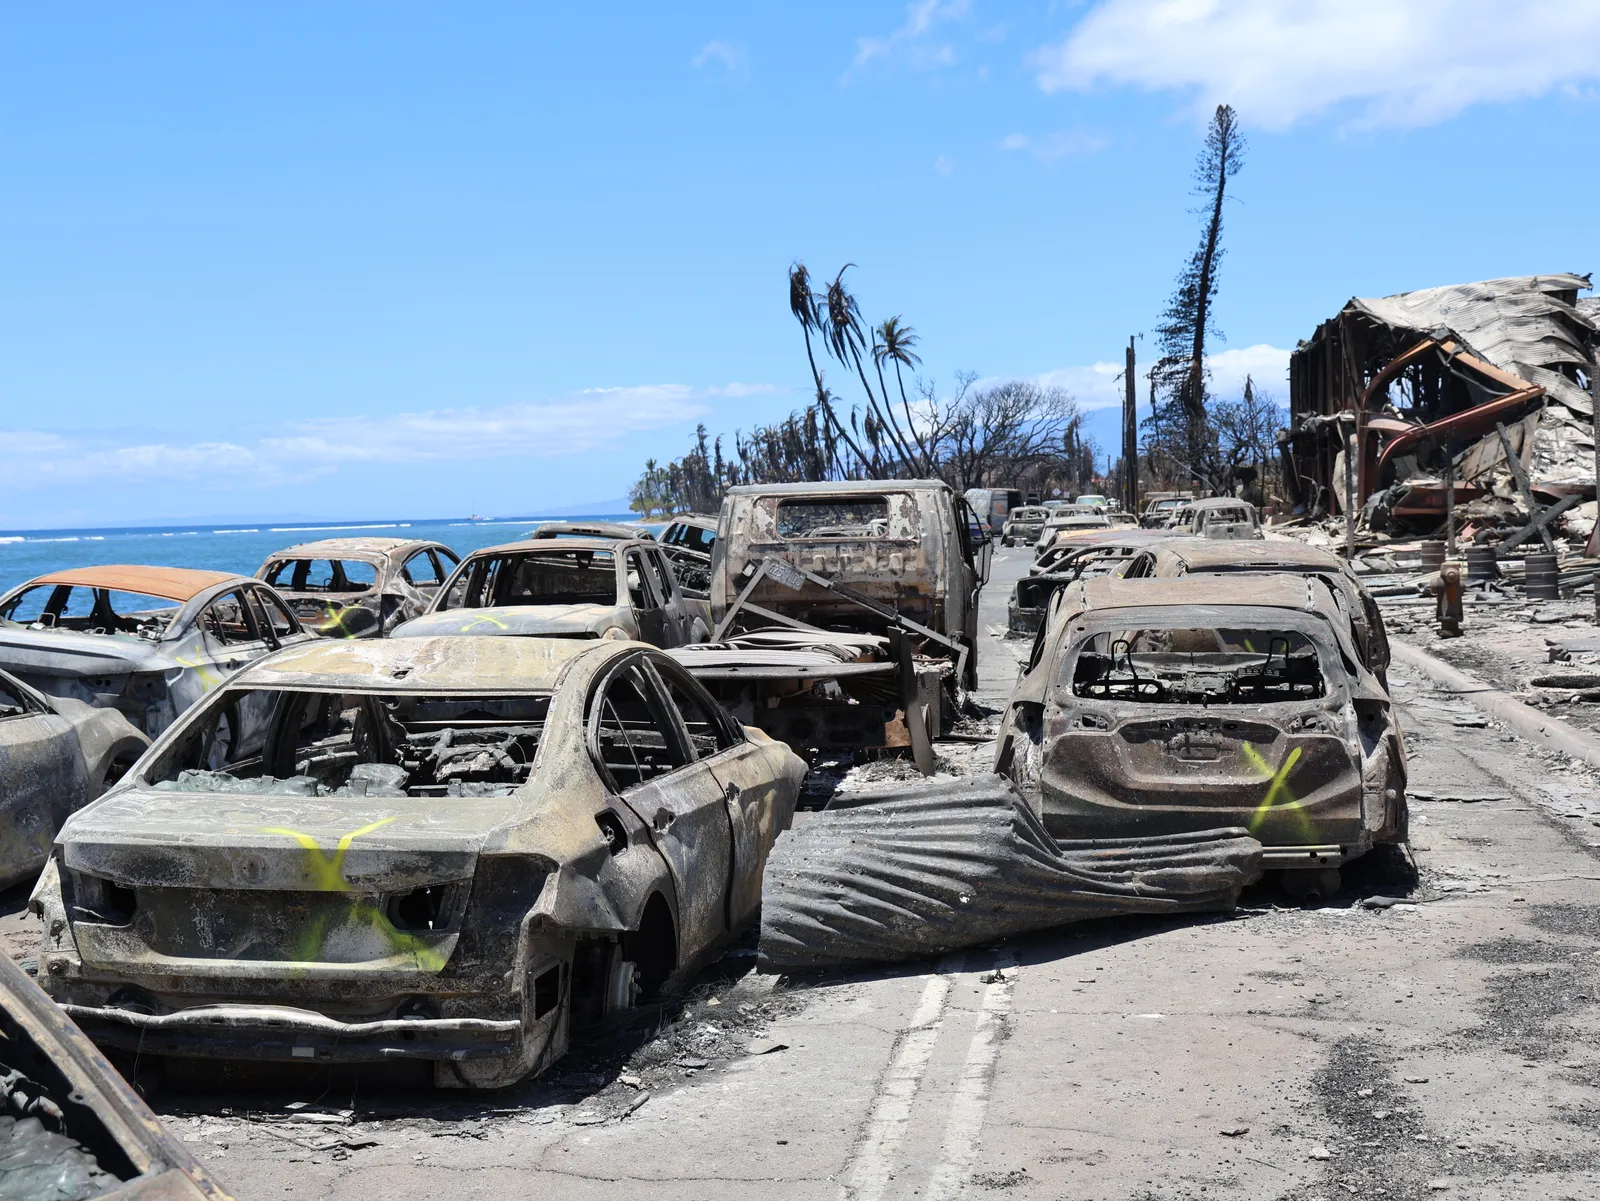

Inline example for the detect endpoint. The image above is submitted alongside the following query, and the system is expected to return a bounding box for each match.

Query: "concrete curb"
[1390,639,1600,771]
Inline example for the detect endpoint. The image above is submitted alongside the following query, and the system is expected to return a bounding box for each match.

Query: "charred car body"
[0,668,148,890]
[392,537,707,646]
[995,576,1406,895]
[1173,497,1264,539]
[0,949,232,1199]
[692,481,983,756]
[1001,506,1051,547]
[1007,531,1173,637]
[1121,538,1391,683]
[0,566,314,744]
[33,636,804,1089]
[257,538,460,639]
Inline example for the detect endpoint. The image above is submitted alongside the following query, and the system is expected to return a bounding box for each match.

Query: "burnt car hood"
[59,790,518,891]
[393,605,616,638]
[0,626,170,679]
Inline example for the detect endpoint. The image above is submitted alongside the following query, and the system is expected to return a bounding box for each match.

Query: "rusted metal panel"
[24,567,235,604]
[758,774,1262,969]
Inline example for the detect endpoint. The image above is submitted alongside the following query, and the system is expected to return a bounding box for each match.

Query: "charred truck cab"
[996,576,1406,899]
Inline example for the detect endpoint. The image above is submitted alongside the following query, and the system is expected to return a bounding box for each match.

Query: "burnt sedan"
[0,668,149,889]
[392,536,706,646]
[33,636,804,1089]
[0,566,313,743]
[257,537,460,638]
[994,576,1406,900]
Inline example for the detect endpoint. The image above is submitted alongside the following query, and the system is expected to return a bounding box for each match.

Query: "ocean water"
[0,514,642,598]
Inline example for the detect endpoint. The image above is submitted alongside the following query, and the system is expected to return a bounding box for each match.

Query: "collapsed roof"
[1283,274,1596,525]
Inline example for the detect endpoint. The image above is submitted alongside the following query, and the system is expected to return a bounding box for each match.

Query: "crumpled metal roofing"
[1346,273,1595,414]
[758,774,1261,969]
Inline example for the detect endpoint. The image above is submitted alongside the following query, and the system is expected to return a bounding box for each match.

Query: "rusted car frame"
[393,536,706,646]
[0,566,314,745]
[1006,531,1174,637]
[256,537,460,638]
[0,949,232,1198]
[994,576,1406,895]
[33,636,804,1089]
[1001,506,1051,547]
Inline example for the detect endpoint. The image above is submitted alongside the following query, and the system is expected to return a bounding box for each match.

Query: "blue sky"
[2,2,1597,527]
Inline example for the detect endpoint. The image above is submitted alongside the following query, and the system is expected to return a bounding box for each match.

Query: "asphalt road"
[41,547,1600,1199]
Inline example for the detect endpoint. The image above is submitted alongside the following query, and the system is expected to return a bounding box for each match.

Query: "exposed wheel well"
[623,893,677,1000]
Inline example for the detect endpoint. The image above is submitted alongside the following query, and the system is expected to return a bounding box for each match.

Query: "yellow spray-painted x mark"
[1240,741,1316,841]
[172,641,222,691]
[458,613,510,632]
[261,815,445,971]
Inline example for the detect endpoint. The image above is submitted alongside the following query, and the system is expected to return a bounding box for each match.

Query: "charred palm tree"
[873,316,933,474]
[822,267,921,476]
[790,263,871,476]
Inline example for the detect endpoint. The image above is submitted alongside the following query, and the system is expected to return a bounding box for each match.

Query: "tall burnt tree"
[1147,104,1246,489]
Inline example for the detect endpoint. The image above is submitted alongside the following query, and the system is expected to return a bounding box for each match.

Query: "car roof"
[666,515,717,529]
[265,537,438,559]
[466,537,634,557]
[1154,538,1349,572]
[528,521,644,538]
[1191,497,1255,511]
[725,479,949,496]
[1070,574,1321,614]
[23,565,242,602]
[236,634,618,692]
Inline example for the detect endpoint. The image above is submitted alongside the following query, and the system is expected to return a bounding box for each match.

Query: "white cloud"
[934,153,955,176]
[0,383,777,492]
[1035,0,1600,130]
[1000,129,1110,161]
[854,0,970,71]
[1025,343,1291,413]
[692,40,747,78]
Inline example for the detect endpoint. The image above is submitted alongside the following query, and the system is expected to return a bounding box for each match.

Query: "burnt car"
[994,576,1406,898]
[1033,510,1114,556]
[527,521,650,541]
[0,948,232,1199]
[1121,538,1391,682]
[257,537,460,638]
[712,480,982,689]
[33,636,805,1089]
[1176,497,1263,540]
[392,537,707,646]
[1001,506,1051,547]
[0,668,148,889]
[1007,531,1173,636]
[0,566,314,742]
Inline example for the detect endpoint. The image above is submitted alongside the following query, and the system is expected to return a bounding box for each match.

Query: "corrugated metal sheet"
[1348,273,1595,414]
[758,775,1262,969]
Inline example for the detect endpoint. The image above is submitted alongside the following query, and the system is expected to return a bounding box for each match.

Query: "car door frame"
[584,655,733,964]
[621,547,669,647]
[637,655,777,932]
[642,546,692,647]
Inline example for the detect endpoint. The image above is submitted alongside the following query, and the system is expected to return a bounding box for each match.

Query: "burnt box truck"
[671,480,985,767]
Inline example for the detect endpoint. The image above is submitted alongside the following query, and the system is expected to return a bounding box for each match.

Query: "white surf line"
[840,953,966,1201]
[921,951,1021,1201]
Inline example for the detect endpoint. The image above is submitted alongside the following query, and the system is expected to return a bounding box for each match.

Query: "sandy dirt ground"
[5,546,1600,1201]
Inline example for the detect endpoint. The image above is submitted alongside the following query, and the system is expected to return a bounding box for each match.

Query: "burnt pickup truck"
[686,480,984,760]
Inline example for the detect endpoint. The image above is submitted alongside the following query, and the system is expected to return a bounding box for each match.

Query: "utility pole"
[1124,336,1138,515]
[1592,358,1600,623]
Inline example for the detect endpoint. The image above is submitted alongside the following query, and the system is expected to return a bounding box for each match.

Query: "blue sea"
[0,514,642,597]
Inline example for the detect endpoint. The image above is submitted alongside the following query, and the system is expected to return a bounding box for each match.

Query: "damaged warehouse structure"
[1282,273,1597,537]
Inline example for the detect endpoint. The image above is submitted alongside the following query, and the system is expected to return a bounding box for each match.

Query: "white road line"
[840,954,965,1201]
[922,952,1020,1201]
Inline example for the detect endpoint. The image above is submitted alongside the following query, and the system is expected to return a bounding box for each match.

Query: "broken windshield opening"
[776,497,889,539]
[0,585,179,640]
[150,689,552,797]
[1068,627,1325,704]
[263,558,379,594]
[443,550,618,610]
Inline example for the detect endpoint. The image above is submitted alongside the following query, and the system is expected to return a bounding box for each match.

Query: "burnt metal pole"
[1124,337,1138,515]
[1592,358,1600,623]
[1343,415,1356,560]
[1444,436,1456,560]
